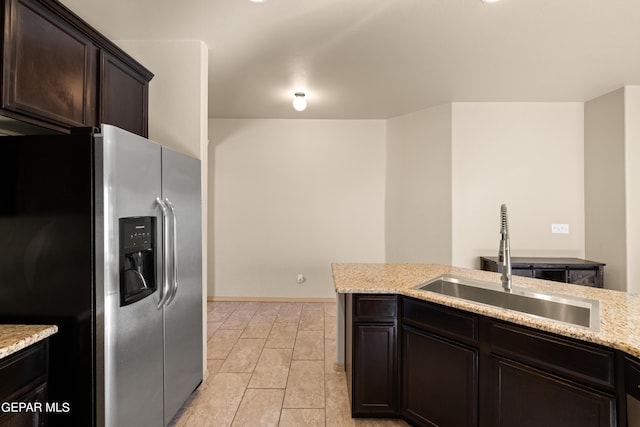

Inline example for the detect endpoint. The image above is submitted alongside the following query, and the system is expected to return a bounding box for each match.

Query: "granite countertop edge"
[0,324,58,360]
[332,262,640,359]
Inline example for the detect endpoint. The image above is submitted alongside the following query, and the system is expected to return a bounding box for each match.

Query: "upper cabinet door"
[2,0,96,128]
[100,51,149,137]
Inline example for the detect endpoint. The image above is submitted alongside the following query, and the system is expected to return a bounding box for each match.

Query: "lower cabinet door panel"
[491,356,615,427]
[0,382,47,426]
[353,323,397,415]
[402,326,478,427]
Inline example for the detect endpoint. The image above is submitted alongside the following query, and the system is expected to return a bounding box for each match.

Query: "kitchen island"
[333,263,640,427]
[0,324,57,426]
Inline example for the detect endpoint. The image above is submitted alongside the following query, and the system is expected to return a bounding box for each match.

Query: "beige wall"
[585,89,627,291]
[210,102,587,298]
[385,105,452,264]
[385,103,585,270]
[451,103,585,269]
[206,101,630,296]
[210,119,386,298]
[116,40,208,159]
[625,87,640,294]
[585,86,640,293]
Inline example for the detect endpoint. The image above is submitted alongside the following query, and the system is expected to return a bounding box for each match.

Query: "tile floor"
[169,300,410,427]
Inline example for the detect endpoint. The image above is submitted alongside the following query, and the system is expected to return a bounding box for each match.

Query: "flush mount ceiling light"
[481,0,500,3]
[292,92,307,111]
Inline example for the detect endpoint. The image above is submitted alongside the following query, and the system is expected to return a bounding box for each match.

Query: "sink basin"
[415,275,600,331]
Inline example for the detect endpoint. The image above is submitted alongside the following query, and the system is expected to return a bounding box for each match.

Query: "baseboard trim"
[207,296,337,303]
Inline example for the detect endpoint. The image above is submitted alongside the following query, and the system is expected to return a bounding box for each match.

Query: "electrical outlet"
[296,274,306,284]
[551,224,569,234]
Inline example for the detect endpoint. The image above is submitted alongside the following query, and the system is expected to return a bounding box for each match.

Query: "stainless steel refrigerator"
[0,124,203,427]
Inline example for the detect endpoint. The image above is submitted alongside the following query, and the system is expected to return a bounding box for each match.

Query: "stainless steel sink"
[415,275,600,330]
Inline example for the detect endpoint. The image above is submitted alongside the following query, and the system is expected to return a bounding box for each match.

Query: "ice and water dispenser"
[119,217,157,306]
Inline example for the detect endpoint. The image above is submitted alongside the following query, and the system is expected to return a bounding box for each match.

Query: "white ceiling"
[60,0,640,119]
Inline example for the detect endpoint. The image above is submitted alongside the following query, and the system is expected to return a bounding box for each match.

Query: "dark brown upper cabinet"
[100,51,149,138]
[1,0,153,136]
[1,0,97,129]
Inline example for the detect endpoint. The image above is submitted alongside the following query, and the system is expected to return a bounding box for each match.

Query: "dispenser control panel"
[120,217,153,252]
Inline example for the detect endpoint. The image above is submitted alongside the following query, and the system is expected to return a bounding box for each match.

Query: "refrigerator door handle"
[155,197,172,309]
[165,198,179,305]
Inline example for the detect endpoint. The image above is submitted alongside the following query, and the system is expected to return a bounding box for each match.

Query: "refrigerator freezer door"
[0,134,96,427]
[100,124,164,427]
[161,147,203,424]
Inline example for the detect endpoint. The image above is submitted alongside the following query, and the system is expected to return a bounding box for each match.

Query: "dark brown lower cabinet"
[402,326,478,427]
[490,356,615,427]
[347,294,623,426]
[0,340,50,427]
[625,356,640,426]
[0,383,47,427]
[353,324,396,415]
[346,294,398,417]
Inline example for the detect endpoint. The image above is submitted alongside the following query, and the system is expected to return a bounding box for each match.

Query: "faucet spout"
[499,204,512,292]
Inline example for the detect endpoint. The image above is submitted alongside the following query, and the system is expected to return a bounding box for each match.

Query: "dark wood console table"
[480,256,605,288]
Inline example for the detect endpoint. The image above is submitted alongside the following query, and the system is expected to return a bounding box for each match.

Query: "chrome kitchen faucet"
[499,204,512,292]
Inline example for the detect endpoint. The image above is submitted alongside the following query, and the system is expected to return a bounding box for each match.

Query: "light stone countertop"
[332,263,640,359]
[0,324,58,360]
